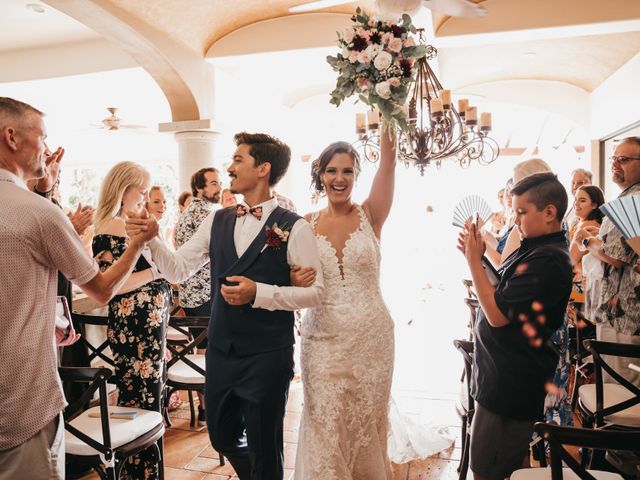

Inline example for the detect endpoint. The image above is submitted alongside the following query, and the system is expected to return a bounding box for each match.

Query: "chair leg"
[95,466,109,480]
[457,413,467,472]
[106,465,118,480]
[459,433,470,480]
[188,390,196,428]
[158,436,165,480]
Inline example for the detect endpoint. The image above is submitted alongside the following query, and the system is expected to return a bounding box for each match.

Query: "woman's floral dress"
[92,234,172,480]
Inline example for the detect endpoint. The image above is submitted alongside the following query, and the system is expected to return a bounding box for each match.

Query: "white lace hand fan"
[452,195,492,228]
[599,195,640,255]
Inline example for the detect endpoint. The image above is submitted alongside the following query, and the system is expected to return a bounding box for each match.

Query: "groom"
[127,132,324,479]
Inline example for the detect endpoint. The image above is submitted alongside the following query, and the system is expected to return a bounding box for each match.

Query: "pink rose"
[343,28,355,44]
[404,36,416,48]
[357,50,372,64]
[349,51,359,63]
[388,37,403,53]
[381,32,394,45]
[388,77,400,87]
[368,18,377,27]
[357,77,370,91]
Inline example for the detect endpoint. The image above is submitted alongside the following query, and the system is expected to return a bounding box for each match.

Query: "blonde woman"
[92,162,171,480]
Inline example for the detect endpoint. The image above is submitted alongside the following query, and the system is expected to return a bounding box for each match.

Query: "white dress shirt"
[148,197,324,311]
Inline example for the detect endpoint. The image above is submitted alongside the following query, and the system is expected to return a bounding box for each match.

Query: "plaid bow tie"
[236,204,263,221]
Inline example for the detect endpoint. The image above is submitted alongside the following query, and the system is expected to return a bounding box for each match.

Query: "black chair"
[60,367,165,480]
[453,339,474,480]
[462,279,477,299]
[164,315,208,428]
[568,306,596,410]
[577,340,640,431]
[463,298,479,341]
[511,422,638,479]
[71,312,116,372]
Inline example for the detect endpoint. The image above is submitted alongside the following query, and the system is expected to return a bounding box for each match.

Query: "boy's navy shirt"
[472,230,573,420]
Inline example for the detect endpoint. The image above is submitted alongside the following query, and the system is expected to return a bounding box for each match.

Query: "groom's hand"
[125,209,159,242]
[221,276,257,305]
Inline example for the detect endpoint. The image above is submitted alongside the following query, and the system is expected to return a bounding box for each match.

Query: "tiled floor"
[78,379,462,479]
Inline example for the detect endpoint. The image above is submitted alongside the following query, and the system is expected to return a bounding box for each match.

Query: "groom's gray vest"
[209,205,301,356]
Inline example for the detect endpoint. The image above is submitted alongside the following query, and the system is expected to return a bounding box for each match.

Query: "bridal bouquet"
[327,8,427,132]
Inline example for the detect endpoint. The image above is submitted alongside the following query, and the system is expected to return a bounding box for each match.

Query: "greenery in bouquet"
[327,7,427,133]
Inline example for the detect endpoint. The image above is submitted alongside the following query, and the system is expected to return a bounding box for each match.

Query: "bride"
[292,122,397,479]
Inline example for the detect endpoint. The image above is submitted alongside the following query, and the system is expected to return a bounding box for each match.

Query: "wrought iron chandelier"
[354,30,500,174]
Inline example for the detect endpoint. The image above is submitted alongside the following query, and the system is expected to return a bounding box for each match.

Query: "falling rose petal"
[545,382,561,395]
[531,301,544,312]
[518,313,529,323]
[516,263,529,274]
[529,338,543,348]
[536,314,546,325]
[522,323,537,338]
[576,320,587,329]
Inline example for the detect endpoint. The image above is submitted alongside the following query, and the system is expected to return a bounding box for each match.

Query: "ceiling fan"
[289,0,486,17]
[95,107,146,131]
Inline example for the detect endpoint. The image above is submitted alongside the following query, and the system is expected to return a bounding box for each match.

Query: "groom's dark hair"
[234,132,291,186]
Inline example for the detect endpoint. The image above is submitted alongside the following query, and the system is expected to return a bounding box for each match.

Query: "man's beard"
[204,192,220,204]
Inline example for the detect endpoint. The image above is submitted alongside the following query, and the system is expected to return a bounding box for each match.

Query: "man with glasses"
[576,136,640,386]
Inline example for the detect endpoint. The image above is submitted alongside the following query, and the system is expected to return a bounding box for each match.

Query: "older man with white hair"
[576,136,640,386]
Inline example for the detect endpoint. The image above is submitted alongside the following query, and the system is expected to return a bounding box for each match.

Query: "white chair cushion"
[512,467,622,479]
[167,354,205,384]
[579,383,640,427]
[167,327,190,342]
[66,406,163,456]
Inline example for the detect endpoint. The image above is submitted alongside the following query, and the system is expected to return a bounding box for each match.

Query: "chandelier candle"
[356,113,366,134]
[458,99,469,116]
[440,89,452,107]
[367,109,380,130]
[480,112,492,130]
[465,107,477,125]
[430,98,444,117]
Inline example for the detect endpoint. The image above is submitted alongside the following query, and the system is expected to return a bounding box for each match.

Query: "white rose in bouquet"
[373,51,393,71]
[365,43,383,58]
[375,81,392,99]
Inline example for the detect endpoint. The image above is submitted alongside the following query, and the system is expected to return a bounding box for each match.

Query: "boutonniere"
[264,223,290,250]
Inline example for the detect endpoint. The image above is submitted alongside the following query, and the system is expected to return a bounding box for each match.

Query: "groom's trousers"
[205,345,294,480]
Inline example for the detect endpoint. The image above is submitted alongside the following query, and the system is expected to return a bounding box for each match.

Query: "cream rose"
[373,51,392,71]
[375,81,392,99]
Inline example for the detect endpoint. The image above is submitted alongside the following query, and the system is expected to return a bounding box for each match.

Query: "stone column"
[174,130,220,193]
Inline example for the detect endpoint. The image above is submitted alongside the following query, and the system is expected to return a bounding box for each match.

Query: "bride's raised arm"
[363,120,397,237]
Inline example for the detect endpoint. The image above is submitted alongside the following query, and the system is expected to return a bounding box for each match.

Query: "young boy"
[458,172,573,480]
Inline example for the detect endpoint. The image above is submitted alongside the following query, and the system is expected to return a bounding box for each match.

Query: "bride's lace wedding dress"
[295,205,394,479]
[295,205,455,479]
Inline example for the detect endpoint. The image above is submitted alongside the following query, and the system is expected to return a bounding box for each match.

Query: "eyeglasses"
[609,155,640,164]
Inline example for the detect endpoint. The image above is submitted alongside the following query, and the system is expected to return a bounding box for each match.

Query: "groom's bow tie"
[236,204,263,221]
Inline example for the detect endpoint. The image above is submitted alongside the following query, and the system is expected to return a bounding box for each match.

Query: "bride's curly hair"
[310,141,361,194]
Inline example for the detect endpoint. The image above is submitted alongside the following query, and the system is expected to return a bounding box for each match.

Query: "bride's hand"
[291,265,317,287]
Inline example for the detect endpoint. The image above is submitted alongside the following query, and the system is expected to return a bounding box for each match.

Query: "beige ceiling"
[2,0,639,96]
[107,0,377,55]
[439,31,640,92]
